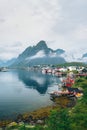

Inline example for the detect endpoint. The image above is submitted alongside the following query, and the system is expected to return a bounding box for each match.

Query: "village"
[40,65,85,98]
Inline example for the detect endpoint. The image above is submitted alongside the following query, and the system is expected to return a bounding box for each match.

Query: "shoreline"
[0,95,75,128]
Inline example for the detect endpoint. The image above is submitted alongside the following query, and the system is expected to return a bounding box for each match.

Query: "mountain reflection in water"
[0,69,61,120]
[17,69,61,94]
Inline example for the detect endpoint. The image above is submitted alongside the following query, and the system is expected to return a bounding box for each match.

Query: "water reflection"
[0,69,61,120]
[17,70,60,94]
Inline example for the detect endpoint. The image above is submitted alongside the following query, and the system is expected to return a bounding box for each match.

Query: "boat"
[49,90,74,98]
[0,67,8,72]
[49,87,83,99]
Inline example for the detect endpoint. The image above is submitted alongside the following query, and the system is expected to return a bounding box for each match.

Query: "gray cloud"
[0,0,87,60]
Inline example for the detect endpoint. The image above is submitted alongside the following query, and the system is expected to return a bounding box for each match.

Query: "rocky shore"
[0,95,76,129]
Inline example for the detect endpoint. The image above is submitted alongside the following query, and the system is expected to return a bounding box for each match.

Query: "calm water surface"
[0,69,61,120]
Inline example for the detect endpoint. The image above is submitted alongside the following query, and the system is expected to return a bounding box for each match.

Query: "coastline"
[0,95,74,128]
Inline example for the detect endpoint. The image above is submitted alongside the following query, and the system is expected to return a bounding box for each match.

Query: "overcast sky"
[0,0,87,60]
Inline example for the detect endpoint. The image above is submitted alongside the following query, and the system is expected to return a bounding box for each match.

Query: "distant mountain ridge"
[11,40,66,67]
[0,60,5,67]
[0,58,16,67]
[61,48,87,63]
[1,41,87,67]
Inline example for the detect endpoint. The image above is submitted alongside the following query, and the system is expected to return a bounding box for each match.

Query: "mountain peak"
[36,40,47,49]
[10,40,66,67]
[82,53,87,58]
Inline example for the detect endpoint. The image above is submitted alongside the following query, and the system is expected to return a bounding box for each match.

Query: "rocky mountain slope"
[11,40,66,67]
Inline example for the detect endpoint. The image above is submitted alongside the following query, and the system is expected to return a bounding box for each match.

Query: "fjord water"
[0,69,61,120]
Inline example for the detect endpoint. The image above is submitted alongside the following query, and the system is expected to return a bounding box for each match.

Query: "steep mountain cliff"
[11,40,66,67]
